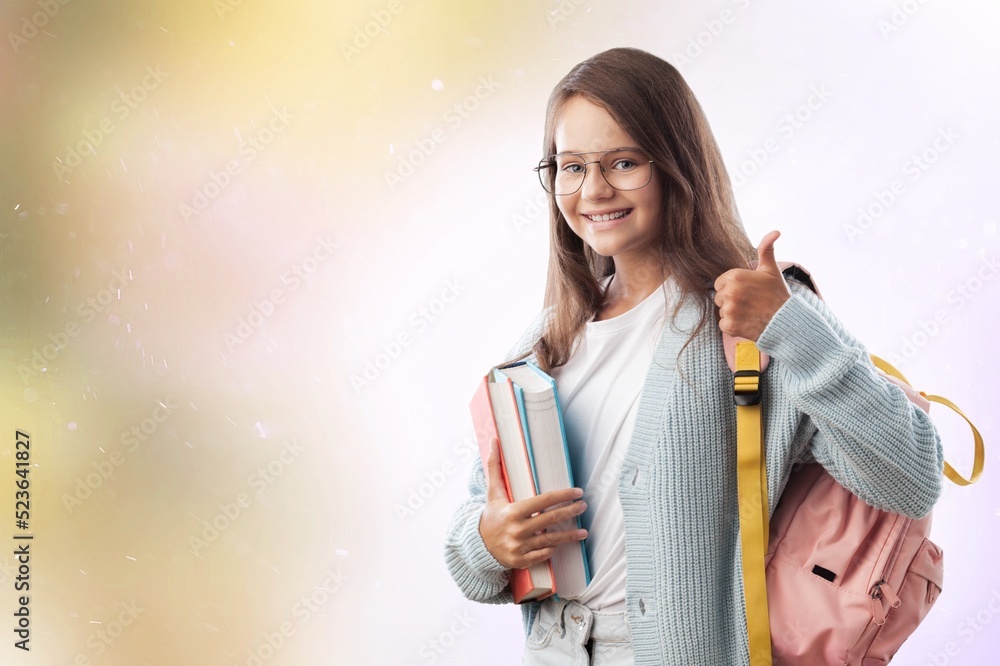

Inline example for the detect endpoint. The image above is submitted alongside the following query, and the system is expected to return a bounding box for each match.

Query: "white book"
[495,360,592,599]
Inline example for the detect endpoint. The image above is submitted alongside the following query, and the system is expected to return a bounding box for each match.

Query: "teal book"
[495,360,592,600]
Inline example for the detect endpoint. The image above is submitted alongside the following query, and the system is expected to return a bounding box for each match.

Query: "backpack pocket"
[862,538,944,664]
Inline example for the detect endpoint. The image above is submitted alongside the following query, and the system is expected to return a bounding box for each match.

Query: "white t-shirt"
[549,274,677,611]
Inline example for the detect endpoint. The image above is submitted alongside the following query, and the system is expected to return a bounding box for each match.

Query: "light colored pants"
[521,597,634,665]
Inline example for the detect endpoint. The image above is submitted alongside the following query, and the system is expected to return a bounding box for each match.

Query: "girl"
[444,47,943,665]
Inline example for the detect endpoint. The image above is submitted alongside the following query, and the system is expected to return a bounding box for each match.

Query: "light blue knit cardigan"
[444,278,944,665]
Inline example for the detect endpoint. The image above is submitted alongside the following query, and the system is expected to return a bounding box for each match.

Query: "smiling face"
[552,95,663,266]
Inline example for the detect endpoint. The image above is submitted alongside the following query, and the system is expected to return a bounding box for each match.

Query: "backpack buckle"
[734,369,761,406]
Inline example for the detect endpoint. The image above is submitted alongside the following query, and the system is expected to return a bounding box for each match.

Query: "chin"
[587,245,618,258]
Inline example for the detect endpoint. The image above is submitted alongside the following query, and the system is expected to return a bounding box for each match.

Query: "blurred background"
[0,0,996,663]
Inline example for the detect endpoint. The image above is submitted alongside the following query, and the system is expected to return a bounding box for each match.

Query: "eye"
[611,158,638,171]
[559,161,585,174]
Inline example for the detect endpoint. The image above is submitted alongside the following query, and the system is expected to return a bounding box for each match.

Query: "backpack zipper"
[868,516,910,624]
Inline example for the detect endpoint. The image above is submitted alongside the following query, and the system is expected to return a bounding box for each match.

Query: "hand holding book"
[479,436,589,570]
[469,361,592,601]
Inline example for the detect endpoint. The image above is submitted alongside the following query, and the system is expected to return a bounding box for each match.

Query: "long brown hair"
[517,47,755,373]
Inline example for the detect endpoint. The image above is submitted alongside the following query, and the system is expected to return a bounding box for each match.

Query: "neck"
[606,253,669,304]
[595,256,669,321]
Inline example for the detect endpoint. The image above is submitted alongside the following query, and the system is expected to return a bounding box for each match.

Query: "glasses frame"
[533,147,655,196]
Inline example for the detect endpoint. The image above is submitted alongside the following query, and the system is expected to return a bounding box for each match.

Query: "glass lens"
[542,149,650,195]
[551,155,585,195]
[600,149,651,191]
[536,160,557,193]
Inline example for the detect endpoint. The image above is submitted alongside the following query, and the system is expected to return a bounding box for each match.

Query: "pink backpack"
[725,264,984,665]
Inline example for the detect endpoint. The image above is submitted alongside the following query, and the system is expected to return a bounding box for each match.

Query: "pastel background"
[0,0,996,664]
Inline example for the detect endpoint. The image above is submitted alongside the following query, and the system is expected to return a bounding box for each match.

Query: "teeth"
[587,210,629,222]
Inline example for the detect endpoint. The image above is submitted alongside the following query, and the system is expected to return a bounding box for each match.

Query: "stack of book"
[469,360,591,603]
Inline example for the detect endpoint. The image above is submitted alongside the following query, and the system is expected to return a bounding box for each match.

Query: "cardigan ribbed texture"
[444,279,944,665]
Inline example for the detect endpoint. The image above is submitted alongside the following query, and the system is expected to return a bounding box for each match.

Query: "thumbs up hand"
[713,230,791,341]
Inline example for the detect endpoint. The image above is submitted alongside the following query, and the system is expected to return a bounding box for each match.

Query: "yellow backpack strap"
[924,394,984,486]
[734,340,772,665]
[871,355,984,486]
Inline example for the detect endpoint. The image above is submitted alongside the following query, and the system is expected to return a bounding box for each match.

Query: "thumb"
[755,230,781,276]
[485,437,509,503]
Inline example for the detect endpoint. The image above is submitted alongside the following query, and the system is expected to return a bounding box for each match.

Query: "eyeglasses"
[533,147,654,196]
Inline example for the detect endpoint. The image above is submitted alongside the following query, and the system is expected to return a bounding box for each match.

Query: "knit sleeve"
[442,308,554,605]
[755,280,944,519]
[443,456,515,605]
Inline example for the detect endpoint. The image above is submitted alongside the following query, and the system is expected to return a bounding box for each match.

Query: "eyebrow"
[550,146,644,157]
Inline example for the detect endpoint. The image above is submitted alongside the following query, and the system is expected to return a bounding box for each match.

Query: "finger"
[510,543,567,570]
[523,499,587,534]
[484,437,509,503]
[718,315,736,337]
[713,270,732,293]
[515,487,584,518]
[755,230,781,276]
[522,526,588,555]
[514,547,557,569]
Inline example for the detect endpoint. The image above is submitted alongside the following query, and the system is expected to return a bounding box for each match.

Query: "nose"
[579,160,614,201]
